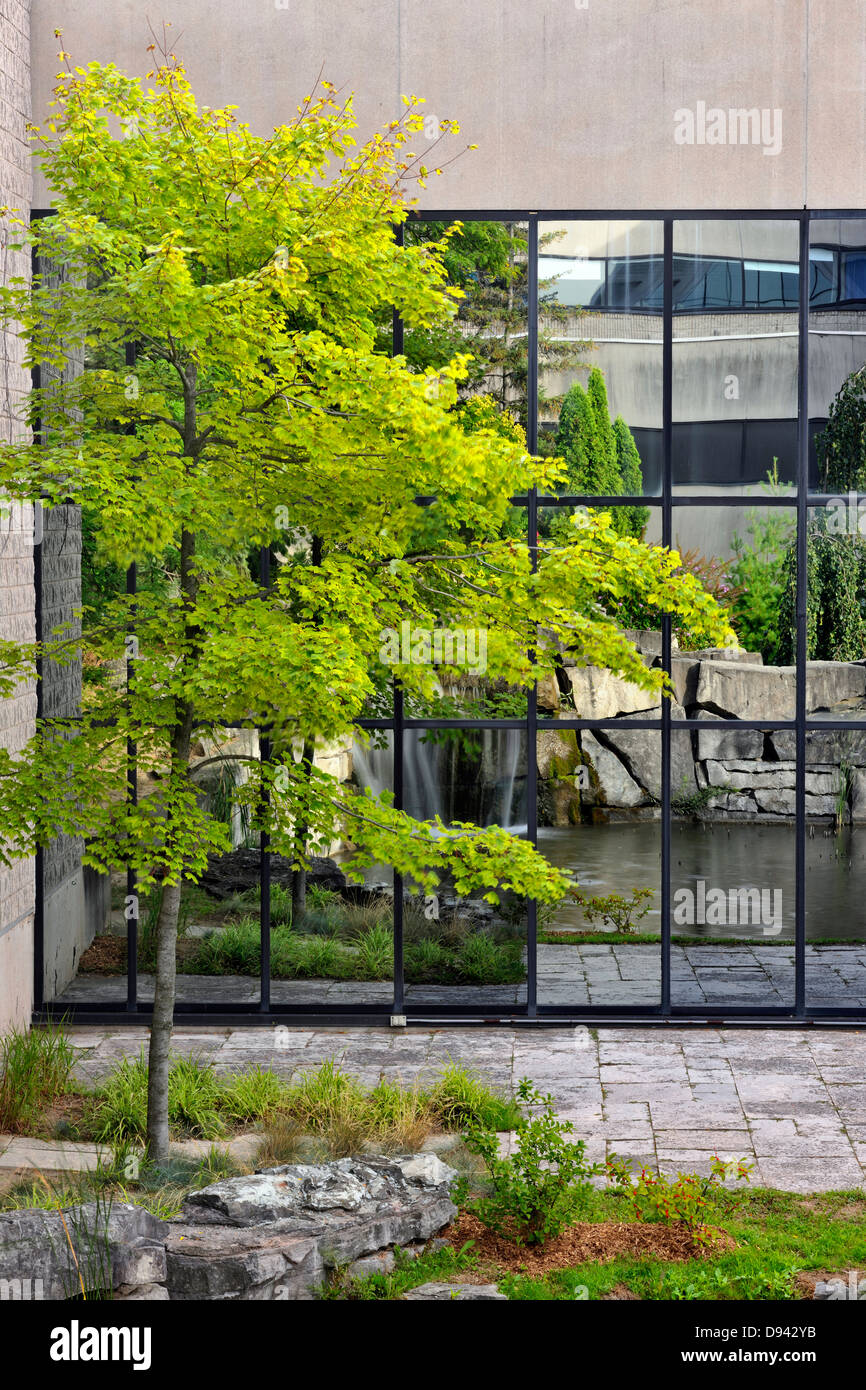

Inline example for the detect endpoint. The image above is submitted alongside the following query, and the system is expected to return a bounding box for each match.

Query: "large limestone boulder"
[560,666,659,720]
[0,1203,167,1301]
[806,662,866,712]
[770,728,866,763]
[600,707,697,804]
[673,649,763,711]
[580,732,645,808]
[166,1155,458,1301]
[695,711,764,761]
[694,661,795,721]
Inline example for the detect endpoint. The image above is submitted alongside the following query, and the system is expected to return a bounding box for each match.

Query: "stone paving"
[54,943,866,1007]
[48,1022,866,1192]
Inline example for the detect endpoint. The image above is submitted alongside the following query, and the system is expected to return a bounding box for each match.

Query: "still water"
[538,820,866,940]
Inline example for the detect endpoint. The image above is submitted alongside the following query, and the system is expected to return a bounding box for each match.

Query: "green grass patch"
[321,1241,481,1300]
[0,1021,77,1133]
[183,912,524,985]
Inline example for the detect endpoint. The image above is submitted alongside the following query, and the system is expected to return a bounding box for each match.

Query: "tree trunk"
[146,512,198,1163]
[145,872,183,1164]
[291,737,315,921]
[290,536,322,924]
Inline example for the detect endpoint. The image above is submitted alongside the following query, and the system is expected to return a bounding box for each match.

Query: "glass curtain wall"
[39,211,866,1022]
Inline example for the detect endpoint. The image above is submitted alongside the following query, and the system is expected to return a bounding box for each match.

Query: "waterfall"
[352,729,525,832]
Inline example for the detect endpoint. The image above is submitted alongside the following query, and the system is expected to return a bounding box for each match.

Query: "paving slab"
[24,1023,866,1193]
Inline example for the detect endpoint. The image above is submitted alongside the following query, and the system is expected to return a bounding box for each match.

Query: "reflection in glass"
[670,729,795,1008]
[672,221,799,491]
[536,730,661,1007]
[805,732,866,1007]
[538,220,664,496]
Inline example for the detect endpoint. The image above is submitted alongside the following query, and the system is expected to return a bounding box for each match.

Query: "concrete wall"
[0,0,32,1035]
[29,0,866,212]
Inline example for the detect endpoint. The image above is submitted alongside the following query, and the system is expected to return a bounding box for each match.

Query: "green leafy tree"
[402,221,590,429]
[585,367,621,499]
[613,415,649,539]
[777,528,866,663]
[556,374,643,528]
[729,495,795,665]
[817,364,866,492]
[0,52,732,1161]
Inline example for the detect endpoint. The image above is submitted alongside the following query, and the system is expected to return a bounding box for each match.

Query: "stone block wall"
[537,641,866,826]
[0,0,33,1034]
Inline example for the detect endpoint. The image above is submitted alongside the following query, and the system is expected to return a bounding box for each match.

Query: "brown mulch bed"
[793,1269,852,1299]
[79,935,127,974]
[79,935,198,974]
[444,1211,735,1277]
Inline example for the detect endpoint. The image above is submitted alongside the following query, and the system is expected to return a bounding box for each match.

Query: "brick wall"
[0,0,32,1034]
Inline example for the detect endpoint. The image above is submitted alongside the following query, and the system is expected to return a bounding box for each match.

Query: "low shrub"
[461,1078,603,1245]
[571,887,653,934]
[606,1154,754,1247]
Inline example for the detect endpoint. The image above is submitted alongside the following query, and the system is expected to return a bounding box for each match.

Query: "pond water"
[539,820,866,940]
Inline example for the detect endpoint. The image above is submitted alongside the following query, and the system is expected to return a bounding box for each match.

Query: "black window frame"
[31,207,866,1029]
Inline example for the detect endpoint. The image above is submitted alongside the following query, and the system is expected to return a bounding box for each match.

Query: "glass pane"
[649,506,797,719]
[673,220,799,492]
[671,728,795,1008]
[52,728,285,1009]
[396,729,528,1008]
[805,731,866,1007]
[537,730,661,1006]
[404,217,530,426]
[538,220,663,496]
[803,505,866,719]
[809,219,866,506]
[392,220,533,722]
[537,503,665,721]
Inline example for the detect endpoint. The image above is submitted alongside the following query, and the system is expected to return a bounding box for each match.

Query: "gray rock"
[393,1154,457,1188]
[851,769,866,822]
[166,1222,323,1301]
[695,711,764,761]
[600,707,695,804]
[0,1203,168,1301]
[169,1156,458,1300]
[695,661,795,721]
[813,1276,864,1300]
[562,666,659,720]
[670,656,701,709]
[346,1241,427,1279]
[685,646,763,665]
[622,629,664,660]
[403,1282,507,1301]
[705,761,795,791]
[114,1282,171,1301]
[806,662,866,711]
[580,732,646,808]
[703,792,756,814]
